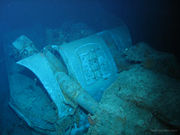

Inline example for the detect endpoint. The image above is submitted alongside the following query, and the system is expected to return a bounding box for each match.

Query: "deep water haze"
[0,0,179,135]
[0,0,179,56]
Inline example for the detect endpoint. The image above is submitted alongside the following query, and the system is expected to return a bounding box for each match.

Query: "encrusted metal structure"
[9,26,132,134]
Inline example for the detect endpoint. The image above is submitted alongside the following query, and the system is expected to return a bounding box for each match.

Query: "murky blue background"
[0,0,179,134]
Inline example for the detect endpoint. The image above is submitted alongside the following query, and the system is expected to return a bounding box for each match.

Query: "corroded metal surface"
[17,53,71,118]
[58,35,118,100]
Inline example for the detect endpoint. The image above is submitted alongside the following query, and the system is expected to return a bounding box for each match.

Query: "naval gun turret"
[9,25,132,134]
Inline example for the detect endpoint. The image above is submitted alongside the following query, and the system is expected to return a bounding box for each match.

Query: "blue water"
[0,0,179,135]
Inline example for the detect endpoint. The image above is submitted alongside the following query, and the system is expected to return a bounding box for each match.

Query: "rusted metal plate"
[58,35,118,101]
[17,53,71,118]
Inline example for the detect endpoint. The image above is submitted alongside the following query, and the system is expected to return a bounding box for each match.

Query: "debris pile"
[87,43,180,135]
